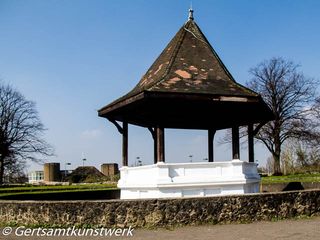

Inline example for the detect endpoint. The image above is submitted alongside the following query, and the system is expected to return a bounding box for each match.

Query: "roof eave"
[98,92,145,117]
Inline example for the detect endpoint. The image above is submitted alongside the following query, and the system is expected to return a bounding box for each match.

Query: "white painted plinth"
[118,160,261,199]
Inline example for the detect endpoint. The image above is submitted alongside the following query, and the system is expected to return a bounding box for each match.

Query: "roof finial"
[188,6,194,21]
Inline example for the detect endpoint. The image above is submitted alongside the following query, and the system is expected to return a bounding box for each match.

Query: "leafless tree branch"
[0,82,54,183]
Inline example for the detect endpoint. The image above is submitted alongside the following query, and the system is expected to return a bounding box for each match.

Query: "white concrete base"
[118,160,261,199]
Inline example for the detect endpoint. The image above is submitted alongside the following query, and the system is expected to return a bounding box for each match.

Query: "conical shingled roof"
[98,12,274,130]
[108,17,257,107]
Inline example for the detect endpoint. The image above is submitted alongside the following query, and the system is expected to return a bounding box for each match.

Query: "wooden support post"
[154,135,158,164]
[122,122,128,166]
[232,126,240,160]
[156,127,165,162]
[148,127,157,164]
[208,129,216,162]
[248,124,254,163]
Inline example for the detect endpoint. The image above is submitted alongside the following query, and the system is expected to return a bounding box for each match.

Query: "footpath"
[1,216,319,240]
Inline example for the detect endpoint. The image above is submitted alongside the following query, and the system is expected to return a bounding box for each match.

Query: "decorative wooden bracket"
[148,127,156,139]
[253,121,267,136]
[107,118,124,134]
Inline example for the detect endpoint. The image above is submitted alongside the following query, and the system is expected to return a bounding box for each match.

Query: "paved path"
[1,217,319,240]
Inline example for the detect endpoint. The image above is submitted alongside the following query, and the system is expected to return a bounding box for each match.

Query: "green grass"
[0,188,117,198]
[0,183,117,194]
[261,173,320,184]
[0,183,118,199]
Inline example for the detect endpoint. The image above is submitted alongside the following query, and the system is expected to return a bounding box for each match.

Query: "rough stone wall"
[0,190,319,228]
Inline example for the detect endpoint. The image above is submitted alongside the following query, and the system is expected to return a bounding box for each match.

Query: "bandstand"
[98,9,274,199]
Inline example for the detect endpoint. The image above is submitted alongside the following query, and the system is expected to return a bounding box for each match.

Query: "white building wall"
[28,171,44,184]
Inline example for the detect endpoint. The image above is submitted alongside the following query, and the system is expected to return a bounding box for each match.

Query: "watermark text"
[2,226,134,237]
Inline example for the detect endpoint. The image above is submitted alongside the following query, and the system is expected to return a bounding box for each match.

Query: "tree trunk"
[272,152,282,175]
[0,158,4,185]
[273,134,282,175]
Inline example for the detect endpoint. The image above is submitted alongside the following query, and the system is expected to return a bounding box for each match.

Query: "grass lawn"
[261,173,320,184]
[0,174,319,199]
[0,183,118,198]
[0,188,113,197]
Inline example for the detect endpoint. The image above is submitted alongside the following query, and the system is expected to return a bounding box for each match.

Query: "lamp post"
[82,158,86,167]
[136,156,140,166]
[189,155,193,162]
[65,162,71,177]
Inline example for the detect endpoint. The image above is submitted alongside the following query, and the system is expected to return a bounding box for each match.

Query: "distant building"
[28,162,114,184]
[101,163,119,177]
[28,162,61,184]
[44,162,61,182]
[28,171,44,183]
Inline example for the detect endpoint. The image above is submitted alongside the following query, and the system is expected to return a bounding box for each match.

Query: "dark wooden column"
[156,127,165,162]
[122,122,128,166]
[147,127,158,164]
[232,126,240,159]
[154,131,158,164]
[248,124,254,163]
[208,129,216,162]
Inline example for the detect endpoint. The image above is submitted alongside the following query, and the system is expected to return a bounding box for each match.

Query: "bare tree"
[247,57,318,175]
[3,160,28,183]
[281,139,320,174]
[0,82,53,184]
[266,156,274,176]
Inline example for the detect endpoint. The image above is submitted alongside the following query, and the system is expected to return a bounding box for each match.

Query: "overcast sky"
[0,0,319,171]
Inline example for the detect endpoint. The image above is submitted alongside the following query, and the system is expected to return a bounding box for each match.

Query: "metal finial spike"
[188,7,194,21]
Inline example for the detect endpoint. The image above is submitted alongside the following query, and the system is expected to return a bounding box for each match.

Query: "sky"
[0,0,319,172]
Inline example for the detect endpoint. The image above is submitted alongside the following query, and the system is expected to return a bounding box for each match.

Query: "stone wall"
[0,190,319,228]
